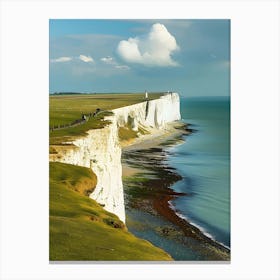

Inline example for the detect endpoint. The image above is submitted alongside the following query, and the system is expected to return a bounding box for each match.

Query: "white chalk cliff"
[50,93,181,223]
[113,92,181,129]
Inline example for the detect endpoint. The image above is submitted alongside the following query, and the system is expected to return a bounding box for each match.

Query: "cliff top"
[50,92,162,127]
[49,92,163,145]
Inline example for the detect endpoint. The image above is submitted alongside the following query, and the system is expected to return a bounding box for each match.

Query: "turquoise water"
[123,96,230,259]
[168,96,230,247]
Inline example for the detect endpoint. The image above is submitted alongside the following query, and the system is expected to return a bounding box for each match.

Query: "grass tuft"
[118,126,138,141]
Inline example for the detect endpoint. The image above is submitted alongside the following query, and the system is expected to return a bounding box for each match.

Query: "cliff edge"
[49,93,181,222]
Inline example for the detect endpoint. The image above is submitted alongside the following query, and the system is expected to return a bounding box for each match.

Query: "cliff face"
[50,93,181,223]
[113,92,181,129]
[50,116,125,222]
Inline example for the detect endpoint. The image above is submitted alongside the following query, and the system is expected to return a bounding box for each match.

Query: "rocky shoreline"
[122,122,230,261]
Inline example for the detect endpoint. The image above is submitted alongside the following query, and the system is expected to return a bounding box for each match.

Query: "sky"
[49,19,230,97]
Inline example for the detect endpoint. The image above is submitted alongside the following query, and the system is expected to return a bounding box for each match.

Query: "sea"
[169,96,230,248]
[124,95,230,260]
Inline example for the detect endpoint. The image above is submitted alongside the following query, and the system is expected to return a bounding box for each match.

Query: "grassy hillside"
[50,93,162,127]
[49,93,162,145]
[49,162,172,261]
[49,111,113,145]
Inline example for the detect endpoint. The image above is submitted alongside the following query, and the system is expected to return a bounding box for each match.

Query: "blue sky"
[49,19,230,97]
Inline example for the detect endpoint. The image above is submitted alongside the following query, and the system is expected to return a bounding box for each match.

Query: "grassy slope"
[50,93,162,127]
[49,162,172,261]
[118,126,138,141]
[49,111,112,145]
[49,93,161,145]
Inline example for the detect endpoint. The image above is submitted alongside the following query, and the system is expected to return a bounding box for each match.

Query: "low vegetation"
[49,93,162,146]
[118,124,150,143]
[49,111,113,145]
[50,93,162,127]
[49,162,172,261]
[118,126,138,141]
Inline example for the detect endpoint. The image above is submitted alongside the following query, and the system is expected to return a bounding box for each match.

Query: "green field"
[49,93,162,144]
[49,162,172,261]
[50,93,162,127]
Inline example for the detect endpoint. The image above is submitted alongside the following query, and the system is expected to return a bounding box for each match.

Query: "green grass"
[49,93,162,145]
[49,111,113,145]
[49,146,58,154]
[118,126,138,141]
[50,93,162,127]
[49,162,172,261]
[118,124,150,142]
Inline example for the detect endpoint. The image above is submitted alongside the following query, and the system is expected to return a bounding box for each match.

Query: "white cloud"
[50,56,72,63]
[79,55,94,63]
[101,56,130,70]
[115,65,130,70]
[50,55,94,63]
[117,23,179,67]
[100,56,115,64]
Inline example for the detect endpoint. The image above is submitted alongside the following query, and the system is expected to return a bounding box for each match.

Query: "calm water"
[168,96,230,247]
[124,96,230,260]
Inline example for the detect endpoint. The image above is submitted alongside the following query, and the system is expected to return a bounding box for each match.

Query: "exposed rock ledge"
[49,93,181,223]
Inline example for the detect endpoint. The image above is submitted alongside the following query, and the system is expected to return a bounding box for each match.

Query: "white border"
[1,0,279,279]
